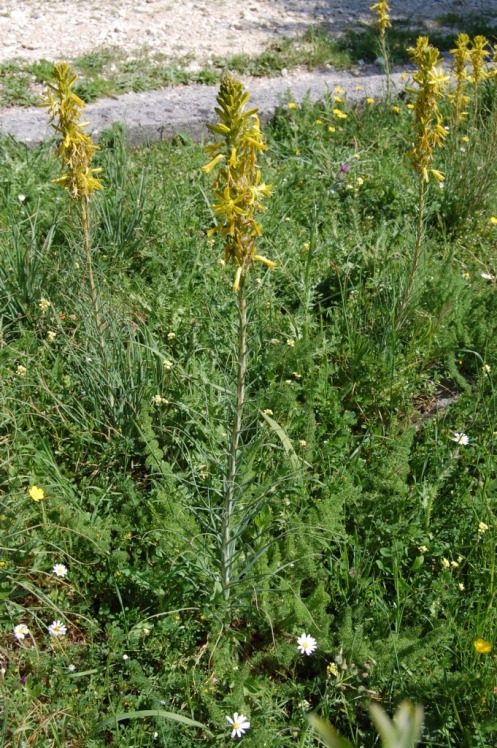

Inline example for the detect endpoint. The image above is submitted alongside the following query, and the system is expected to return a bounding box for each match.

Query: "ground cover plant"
[2,13,497,748]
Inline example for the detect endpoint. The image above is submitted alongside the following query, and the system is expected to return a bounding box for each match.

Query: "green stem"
[399,175,425,323]
[81,195,114,413]
[380,31,391,101]
[81,195,101,336]
[221,277,248,604]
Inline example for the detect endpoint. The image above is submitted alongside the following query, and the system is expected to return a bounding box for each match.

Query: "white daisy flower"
[297,633,317,655]
[226,713,250,739]
[451,432,469,446]
[52,564,68,578]
[68,664,76,672]
[14,624,30,641]
[48,620,67,637]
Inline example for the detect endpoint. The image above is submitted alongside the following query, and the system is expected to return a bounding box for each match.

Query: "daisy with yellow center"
[297,632,317,655]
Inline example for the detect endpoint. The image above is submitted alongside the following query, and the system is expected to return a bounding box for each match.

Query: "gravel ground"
[1,0,496,65]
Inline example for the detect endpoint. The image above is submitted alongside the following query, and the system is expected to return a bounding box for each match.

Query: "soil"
[1,0,497,66]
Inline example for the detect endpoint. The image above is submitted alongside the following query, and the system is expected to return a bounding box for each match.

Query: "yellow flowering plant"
[370,1,392,98]
[450,33,471,127]
[401,37,449,318]
[203,74,274,609]
[42,63,107,376]
[203,72,273,292]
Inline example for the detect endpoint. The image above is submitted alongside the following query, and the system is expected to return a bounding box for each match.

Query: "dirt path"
[1,0,496,66]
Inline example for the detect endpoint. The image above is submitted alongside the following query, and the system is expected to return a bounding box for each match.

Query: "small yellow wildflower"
[391,105,400,113]
[355,85,363,90]
[407,103,415,109]
[366,97,375,105]
[461,135,469,142]
[458,583,465,591]
[328,126,336,132]
[39,297,51,314]
[167,332,176,340]
[474,638,492,654]
[288,102,297,109]
[299,439,307,448]
[29,485,45,502]
[478,521,489,534]
[262,408,273,416]
[356,177,364,186]
[418,545,428,553]
[334,96,343,103]
[47,330,57,343]
[441,558,450,569]
[490,217,497,225]
[335,86,344,94]
[327,662,339,677]
[333,109,347,119]
[286,339,295,348]
[400,73,408,80]
[314,119,323,125]
[431,169,445,183]
[16,365,27,377]
[163,360,173,371]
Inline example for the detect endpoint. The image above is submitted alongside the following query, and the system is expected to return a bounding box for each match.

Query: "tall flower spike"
[203,73,273,291]
[370,1,391,33]
[469,35,490,86]
[42,62,103,199]
[450,33,471,123]
[407,37,449,182]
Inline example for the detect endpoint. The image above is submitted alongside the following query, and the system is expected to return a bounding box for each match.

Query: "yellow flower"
[391,105,400,113]
[418,545,428,553]
[328,126,336,132]
[431,169,445,183]
[400,73,408,80]
[334,96,343,103]
[474,638,492,654]
[461,135,469,142]
[478,521,489,534]
[333,109,347,119]
[407,103,415,109]
[355,85,363,90]
[335,86,344,94]
[287,102,297,109]
[29,485,45,502]
[39,297,51,314]
[366,97,375,104]
[327,662,339,677]
[314,119,323,125]
[490,217,497,225]
[441,557,450,569]
[16,365,27,377]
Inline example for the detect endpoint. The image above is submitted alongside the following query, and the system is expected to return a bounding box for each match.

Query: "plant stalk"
[81,195,102,337]
[399,175,425,322]
[81,195,114,411]
[221,277,248,603]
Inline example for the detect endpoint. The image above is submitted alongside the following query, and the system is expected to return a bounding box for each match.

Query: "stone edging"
[0,67,407,148]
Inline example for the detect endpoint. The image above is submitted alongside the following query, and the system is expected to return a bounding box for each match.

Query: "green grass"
[1,66,497,747]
